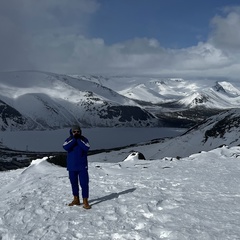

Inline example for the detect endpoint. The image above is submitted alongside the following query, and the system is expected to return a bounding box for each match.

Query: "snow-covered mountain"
[150,107,240,159]
[0,71,158,130]
[74,75,240,128]
[79,75,240,109]
[88,108,240,163]
[177,82,240,108]
[1,71,240,130]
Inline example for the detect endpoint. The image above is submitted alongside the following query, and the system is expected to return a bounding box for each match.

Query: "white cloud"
[0,0,100,71]
[209,6,240,50]
[0,1,240,80]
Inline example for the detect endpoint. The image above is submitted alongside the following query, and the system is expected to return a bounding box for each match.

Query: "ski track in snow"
[1,147,240,239]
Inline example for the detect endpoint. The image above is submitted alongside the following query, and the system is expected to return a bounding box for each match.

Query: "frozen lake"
[0,127,186,152]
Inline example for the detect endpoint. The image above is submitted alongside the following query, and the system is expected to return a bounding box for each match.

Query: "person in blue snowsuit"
[63,125,91,209]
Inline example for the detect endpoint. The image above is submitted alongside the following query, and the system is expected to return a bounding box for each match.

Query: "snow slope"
[1,71,240,130]
[87,108,240,163]
[1,146,240,239]
[0,71,158,129]
[80,75,240,108]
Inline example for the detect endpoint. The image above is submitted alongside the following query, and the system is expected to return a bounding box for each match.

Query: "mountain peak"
[213,81,240,97]
[0,71,159,130]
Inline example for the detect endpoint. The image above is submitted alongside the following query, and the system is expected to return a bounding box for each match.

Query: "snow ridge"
[1,146,240,239]
[0,71,158,130]
[1,71,240,130]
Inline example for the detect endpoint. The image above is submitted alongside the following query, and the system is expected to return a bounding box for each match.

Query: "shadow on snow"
[89,188,136,206]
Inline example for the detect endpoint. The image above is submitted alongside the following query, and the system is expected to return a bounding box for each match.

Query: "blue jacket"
[63,129,90,171]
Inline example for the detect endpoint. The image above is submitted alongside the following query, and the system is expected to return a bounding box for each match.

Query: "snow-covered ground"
[1,145,240,239]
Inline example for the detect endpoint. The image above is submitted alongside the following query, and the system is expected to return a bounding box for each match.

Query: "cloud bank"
[0,1,240,80]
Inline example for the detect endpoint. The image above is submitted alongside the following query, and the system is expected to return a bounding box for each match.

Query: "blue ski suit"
[63,129,90,198]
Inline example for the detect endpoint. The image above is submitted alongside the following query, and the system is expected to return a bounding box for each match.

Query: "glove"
[74,134,81,139]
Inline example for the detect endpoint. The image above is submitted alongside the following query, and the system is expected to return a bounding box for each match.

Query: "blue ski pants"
[68,169,89,198]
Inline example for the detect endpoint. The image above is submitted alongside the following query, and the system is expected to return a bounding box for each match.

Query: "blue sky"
[89,0,227,48]
[0,0,240,80]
